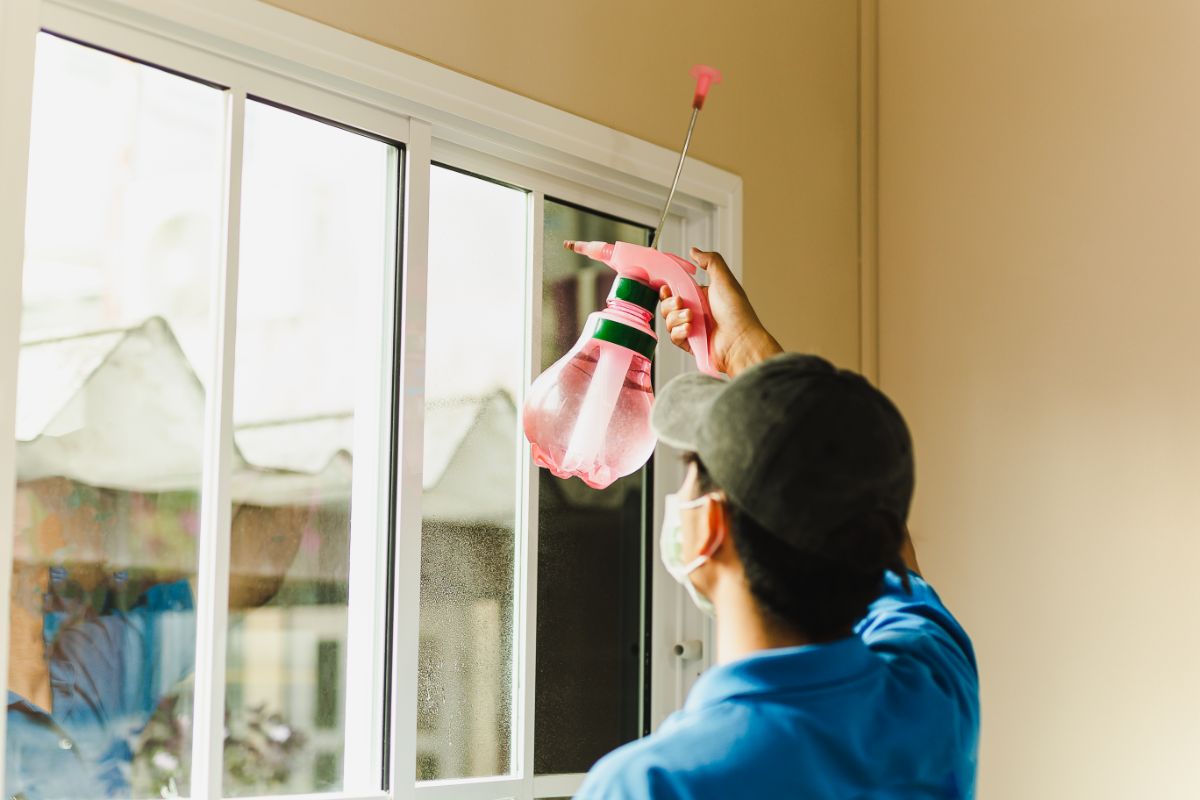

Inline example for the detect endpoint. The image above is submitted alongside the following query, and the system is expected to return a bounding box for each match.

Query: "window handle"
[673,639,703,661]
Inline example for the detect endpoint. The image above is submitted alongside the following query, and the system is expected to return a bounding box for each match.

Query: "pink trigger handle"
[570,241,722,378]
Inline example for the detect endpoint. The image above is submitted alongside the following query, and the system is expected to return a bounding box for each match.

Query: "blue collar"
[7,690,49,716]
[685,636,878,711]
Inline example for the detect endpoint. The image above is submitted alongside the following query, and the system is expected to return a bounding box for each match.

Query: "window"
[534,201,653,775]
[418,165,525,781]
[13,34,221,800]
[0,3,740,800]
[224,99,399,796]
[9,32,402,800]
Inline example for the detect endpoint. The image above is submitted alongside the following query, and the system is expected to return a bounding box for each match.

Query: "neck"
[8,604,51,711]
[8,566,52,710]
[713,581,810,664]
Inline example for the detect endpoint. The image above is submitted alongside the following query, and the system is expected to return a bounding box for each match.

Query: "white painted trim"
[344,129,408,792]
[39,0,740,225]
[858,0,880,383]
[652,214,718,725]
[532,773,586,798]
[227,794,387,800]
[516,190,545,787]
[0,0,40,783]
[39,2,416,147]
[413,776,523,800]
[432,140,667,233]
[190,86,246,800]
[725,181,746,283]
[238,795,387,800]
[40,3,251,94]
[389,119,433,798]
[649,215,693,732]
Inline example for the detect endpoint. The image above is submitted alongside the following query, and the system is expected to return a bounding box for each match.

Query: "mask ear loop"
[679,493,727,573]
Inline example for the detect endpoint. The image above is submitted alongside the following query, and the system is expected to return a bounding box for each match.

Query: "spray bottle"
[522,65,723,489]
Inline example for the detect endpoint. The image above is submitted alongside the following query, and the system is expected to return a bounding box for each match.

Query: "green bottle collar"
[588,318,657,361]
[609,277,659,314]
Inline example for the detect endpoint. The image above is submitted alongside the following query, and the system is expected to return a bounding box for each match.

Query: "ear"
[697,495,729,557]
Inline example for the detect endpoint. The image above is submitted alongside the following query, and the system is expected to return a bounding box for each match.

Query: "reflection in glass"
[11,34,222,800]
[223,100,398,796]
[535,200,652,774]
[417,166,526,780]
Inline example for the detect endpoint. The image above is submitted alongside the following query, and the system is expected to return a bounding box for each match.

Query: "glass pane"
[535,200,652,774]
[222,100,399,796]
[11,34,222,800]
[417,166,526,780]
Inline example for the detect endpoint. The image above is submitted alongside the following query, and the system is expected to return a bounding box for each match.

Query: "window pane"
[535,200,652,774]
[11,34,222,800]
[417,166,526,780]
[223,100,399,796]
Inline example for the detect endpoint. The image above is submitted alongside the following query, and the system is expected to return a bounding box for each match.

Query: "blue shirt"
[578,572,979,799]
[5,580,196,800]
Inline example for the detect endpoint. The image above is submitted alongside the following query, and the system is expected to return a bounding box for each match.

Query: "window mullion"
[388,117,432,799]
[343,137,406,795]
[646,214,713,732]
[0,0,39,784]
[190,85,246,800]
[513,190,545,797]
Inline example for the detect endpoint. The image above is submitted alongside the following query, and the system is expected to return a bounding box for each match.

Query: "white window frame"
[0,1,743,799]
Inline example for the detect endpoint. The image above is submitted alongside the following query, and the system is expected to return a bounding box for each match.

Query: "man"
[577,249,979,798]
[6,480,306,800]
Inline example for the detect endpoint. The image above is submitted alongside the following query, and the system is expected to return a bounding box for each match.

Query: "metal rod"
[650,105,700,249]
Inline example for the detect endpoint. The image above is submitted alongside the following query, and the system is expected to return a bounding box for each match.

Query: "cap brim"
[651,372,728,451]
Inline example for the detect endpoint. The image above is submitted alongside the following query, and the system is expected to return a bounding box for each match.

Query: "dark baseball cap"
[651,353,915,555]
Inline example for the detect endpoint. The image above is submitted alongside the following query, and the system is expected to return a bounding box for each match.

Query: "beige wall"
[265,0,864,368]
[878,2,1200,797]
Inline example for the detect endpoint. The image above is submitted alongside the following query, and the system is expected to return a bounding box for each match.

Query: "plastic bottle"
[523,241,718,489]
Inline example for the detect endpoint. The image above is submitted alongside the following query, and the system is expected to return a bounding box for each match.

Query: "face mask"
[660,492,724,617]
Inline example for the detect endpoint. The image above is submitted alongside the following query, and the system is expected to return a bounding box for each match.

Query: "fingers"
[669,322,693,353]
[661,295,691,328]
[659,291,679,320]
[660,283,694,353]
[662,299,694,353]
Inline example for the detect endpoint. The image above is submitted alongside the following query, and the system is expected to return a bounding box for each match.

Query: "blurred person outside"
[6,478,305,800]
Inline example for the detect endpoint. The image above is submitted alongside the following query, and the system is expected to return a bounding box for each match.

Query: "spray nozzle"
[651,64,722,249]
[564,240,614,262]
[689,64,723,110]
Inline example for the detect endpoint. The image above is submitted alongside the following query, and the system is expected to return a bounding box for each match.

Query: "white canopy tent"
[15,316,534,521]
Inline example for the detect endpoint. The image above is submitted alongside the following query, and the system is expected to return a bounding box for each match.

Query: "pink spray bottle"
[523,65,723,489]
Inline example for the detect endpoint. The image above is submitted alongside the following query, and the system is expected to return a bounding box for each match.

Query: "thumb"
[689,247,734,284]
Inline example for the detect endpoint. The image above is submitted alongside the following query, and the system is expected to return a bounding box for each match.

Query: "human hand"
[227,504,307,609]
[659,248,782,377]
